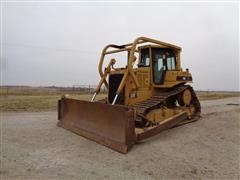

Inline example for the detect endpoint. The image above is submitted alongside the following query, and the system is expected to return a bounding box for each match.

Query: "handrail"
[98,37,181,86]
[128,37,181,70]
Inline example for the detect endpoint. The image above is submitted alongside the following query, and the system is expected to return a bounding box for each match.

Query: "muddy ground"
[1,97,240,179]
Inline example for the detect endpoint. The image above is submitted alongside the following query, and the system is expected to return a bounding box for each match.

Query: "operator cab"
[138,47,177,85]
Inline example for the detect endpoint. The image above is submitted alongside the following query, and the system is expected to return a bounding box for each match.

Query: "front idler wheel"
[177,88,192,106]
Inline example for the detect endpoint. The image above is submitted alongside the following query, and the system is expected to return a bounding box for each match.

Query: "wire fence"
[71,85,107,93]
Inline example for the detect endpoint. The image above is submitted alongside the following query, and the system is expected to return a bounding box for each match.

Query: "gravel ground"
[1,97,240,180]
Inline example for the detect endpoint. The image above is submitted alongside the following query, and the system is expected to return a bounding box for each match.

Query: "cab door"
[152,48,166,85]
[152,48,177,86]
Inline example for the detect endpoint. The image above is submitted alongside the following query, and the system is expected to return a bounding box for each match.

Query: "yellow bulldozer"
[58,37,201,153]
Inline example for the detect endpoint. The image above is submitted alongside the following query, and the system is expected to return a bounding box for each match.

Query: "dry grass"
[197,91,240,101]
[0,94,106,112]
[0,87,239,112]
[0,87,106,112]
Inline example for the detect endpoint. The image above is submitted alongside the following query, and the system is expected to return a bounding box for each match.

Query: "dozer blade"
[57,98,135,153]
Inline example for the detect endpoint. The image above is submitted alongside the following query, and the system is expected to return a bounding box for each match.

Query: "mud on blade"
[58,98,135,153]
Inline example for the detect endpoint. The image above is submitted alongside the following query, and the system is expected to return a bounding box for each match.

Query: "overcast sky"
[1,2,239,91]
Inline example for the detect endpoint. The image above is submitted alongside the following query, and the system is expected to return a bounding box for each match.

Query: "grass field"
[196,91,240,100]
[0,87,239,112]
[0,87,106,112]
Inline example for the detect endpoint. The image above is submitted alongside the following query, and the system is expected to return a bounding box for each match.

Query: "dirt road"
[1,97,240,179]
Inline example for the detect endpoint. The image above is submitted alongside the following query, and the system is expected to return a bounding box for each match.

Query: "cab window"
[138,48,150,67]
[167,56,176,70]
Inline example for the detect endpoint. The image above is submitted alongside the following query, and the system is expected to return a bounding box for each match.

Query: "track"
[133,85,201,123]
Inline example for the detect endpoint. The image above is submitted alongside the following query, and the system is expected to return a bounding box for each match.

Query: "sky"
[1,2,239,91]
